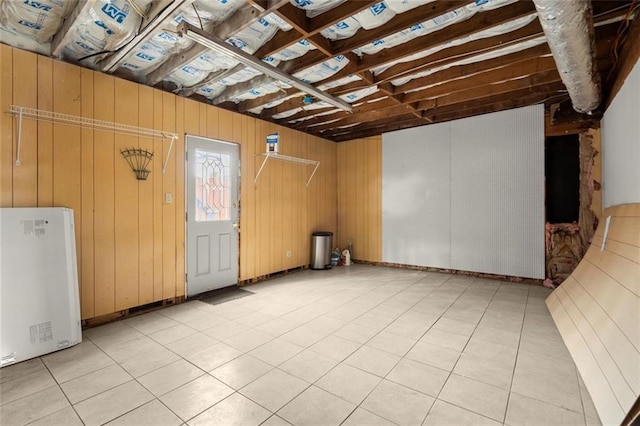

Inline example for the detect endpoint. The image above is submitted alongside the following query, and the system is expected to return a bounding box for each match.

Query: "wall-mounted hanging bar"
[7,105,178,174]
[254,152,320,188]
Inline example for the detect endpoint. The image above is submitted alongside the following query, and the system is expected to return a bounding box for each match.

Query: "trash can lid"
[312,231,333,236]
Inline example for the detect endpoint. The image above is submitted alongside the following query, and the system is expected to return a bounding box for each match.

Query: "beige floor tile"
[202,321,250,341]
[420,329,470,352]
[138,359,205,397]
[505,392,585,426]
[74,380,153,426]
[255,318,300,337]
[159,375,233,422]
[235,311,277,328]
[183,342,243,372]
[341,407,396,426]
[511,364,582,413]
[309,335,361,361]
[223,329,273,352]
[124,312,179,335]
[249,338,304,366]
[158,303,209,323]
[472,324,521,348]
[343,345,401,377]
[0,367,57,405]
[83,321,131,340]
[366,331,416,356]
[333,322,379,344]
[241,368,309,411]
[165,333,218,357]
[101,335,165,364]
[453,353,514,390]
[29,406,83,426]
[119,346,181,378]
[61,364,132,404]
[0,358,47,384]
[261,415,293,426]
[439,374,509,422]
[315,363,381,404]
[42,341,114,383]
[149,324,199,345]
[387,358,449,397]
[0,386,69,426]
[90,327,146,350]
[188,392,271,426]
[106,399,182,426]
[279,349,339,383]
[361,380,434,426]
[280,324,328,348]
[464,336,518,367]
[210,354,272,389]
[277,385,355,426]
[424,399,502,426]
[182,313,227,331]
[405,341,461,371]
[431,317,477,338]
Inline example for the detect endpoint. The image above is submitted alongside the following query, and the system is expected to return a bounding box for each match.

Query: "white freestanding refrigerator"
[0,208,82,367]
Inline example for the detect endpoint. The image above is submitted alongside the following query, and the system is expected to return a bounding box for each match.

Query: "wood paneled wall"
[336,136,382,262]
[546,203,640,425]
[0,46,337,320]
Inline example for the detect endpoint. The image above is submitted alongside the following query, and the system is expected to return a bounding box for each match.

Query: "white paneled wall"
[602,59,640,208]
[382,105,545,279]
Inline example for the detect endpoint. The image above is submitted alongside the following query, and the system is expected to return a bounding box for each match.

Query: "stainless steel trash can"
[310,232,333,270]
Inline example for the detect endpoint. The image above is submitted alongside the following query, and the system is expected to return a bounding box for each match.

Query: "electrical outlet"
[165,192,173,204]
[286,250,292,258]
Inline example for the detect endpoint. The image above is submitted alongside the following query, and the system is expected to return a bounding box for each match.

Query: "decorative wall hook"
[121,148,154,180]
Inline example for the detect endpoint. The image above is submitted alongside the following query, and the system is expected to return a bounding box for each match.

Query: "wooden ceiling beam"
[293,96,395,129]
[307,1,378,33]
[327,115,427,141]
[359,2,537,71]
[403,56,559,104]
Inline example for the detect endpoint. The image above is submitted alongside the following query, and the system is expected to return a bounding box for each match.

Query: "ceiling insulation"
[0,0,634,141]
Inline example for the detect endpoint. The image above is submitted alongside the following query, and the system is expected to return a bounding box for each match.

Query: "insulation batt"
[0,0,75,43]
[63,0,155,62]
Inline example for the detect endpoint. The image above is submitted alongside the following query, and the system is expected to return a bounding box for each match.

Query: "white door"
[186,135,239,297]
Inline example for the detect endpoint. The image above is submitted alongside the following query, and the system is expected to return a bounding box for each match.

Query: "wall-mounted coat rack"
[254,152,320,188]
[7,105,178,175]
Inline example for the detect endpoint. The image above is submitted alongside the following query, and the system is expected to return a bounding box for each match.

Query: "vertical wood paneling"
[337,136,382,262]
[162,92,176,299]
[174,97,185,298]
[114,79,139,310]
[92,72,115,316]
[137,85,154,305]
[0,45,13,207]
[80,68,95,319]
[12,49,38,207]
[37,56,53,207]
[52,61,82,288]
[152,89,164,301]
[2,47,339,320]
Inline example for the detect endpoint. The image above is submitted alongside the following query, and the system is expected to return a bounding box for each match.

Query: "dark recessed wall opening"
[545,134,580,223]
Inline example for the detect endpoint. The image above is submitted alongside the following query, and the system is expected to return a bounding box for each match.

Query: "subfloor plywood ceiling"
[0,0,636,141]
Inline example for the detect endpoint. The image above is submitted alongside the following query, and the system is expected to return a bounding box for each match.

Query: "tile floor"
[0,265,601,426]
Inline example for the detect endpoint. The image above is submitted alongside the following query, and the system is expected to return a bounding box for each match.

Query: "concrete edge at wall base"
[81,296,185,329]
[353,260,545,286]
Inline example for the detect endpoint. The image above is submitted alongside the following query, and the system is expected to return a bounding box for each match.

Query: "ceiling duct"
[532,0,601,114]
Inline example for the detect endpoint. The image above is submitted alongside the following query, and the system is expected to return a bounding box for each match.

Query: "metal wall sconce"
[121,148,154,180]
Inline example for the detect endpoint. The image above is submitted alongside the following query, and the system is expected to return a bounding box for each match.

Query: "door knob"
[232,223,239,228]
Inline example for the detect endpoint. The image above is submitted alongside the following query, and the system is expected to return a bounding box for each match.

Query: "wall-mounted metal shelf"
[254,152,320,187]
[7,105,178,175]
